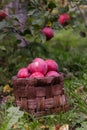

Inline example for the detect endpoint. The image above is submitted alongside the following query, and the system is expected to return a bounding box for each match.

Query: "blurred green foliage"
[0,1,87,85]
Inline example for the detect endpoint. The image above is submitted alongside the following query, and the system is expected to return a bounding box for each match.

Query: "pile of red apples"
[17,58,60,79]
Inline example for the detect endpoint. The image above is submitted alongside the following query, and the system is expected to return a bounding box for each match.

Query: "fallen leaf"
[41,125,49,130]
[59,124,69,130]
[12,123,18,129]
[54,124,60,130]
[3,84,12,93]
[75,86,84,94]
[83,115,87,121]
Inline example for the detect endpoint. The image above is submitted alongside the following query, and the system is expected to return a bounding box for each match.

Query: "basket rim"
[11,72,64,87]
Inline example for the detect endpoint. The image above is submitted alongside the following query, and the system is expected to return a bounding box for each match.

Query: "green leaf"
[0,21,9,30]
[0,106,24,130]
[28,9,37,16]
[39,33,46,43]
[76,122,87,130]
[59,6,69,14]
[0,46,6,51]
[1,0,14,5]
[48,2,56,10]
[0,34,6,40]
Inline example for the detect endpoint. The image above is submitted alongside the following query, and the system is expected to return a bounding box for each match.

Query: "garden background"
[0,0,87,130]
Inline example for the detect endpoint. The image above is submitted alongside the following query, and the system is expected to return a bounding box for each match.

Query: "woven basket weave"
[12,73,68,117]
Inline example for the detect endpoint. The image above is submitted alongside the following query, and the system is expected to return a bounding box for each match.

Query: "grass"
[45,28,87,74]
[54,29,87,46]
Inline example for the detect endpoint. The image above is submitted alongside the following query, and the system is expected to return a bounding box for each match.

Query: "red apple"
[58,13,70,25]
[33,57,44,62]
[0,11,7,21]
[28,58,47,75]
[41,27,54,40]
[46,71,60,77]
[17,68,30,78]
[45,59,58,71]
[29,72,44,78]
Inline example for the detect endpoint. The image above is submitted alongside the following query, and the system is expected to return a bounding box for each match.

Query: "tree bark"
[5,0,28,30]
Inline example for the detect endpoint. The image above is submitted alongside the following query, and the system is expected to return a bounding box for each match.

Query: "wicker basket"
[12,73,68,117]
